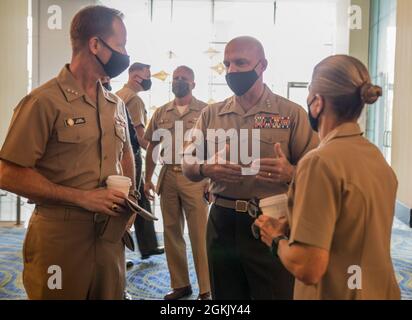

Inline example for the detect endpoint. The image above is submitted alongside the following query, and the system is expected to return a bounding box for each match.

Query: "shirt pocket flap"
[114,123,127,142]
[57,127,87,143]
[158,121,174,130]
[258,130,289,144]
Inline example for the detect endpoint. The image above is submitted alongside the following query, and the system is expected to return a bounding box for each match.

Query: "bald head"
[224,36,267,74]
[174,65,195,82]
[226,36,266,60]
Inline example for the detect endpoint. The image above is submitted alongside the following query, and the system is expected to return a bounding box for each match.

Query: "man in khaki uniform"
[0,6,135,299]
[144,66,211,300]
[116,63,164,261]
[182,36,319,299]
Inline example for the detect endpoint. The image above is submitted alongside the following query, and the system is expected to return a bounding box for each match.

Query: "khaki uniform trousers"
[23,205,125,300]
[159,167,210,294]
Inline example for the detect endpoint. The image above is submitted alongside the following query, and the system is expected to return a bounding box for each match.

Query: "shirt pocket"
[56,125,93,144]
[156,121,175,142]
[114,118,127,143]
[185,118,198,130]
[158,120,175,130]
[258,129,290,159]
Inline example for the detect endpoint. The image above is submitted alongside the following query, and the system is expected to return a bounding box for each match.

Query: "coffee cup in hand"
[106,175,132,197]
[259,194,288,219]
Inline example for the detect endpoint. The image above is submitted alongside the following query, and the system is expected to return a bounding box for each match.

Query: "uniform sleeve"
[127,96,147,128]
[143,108,159,143]
[0,95,54,168]
[288,154,340,251]
[289,107,319,165]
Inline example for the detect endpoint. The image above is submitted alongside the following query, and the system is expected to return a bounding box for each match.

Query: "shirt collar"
[166,97,203,112]
[57,64,117,106]
[56,65,86,103]
[320,122,364,147]
[217,84,278,117]
[124,83,139,94]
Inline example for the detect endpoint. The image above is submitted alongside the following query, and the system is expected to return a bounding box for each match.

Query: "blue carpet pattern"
[1,223,412,300]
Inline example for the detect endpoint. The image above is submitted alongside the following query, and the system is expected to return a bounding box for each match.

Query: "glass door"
[366,0,397,164]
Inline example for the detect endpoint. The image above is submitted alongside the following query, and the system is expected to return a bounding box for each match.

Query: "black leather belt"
[213,194,261,216]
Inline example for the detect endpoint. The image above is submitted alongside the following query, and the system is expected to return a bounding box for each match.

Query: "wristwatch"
[271,235,289,258]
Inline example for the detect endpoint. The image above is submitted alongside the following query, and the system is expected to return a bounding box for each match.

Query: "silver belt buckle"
[235,200,248,213]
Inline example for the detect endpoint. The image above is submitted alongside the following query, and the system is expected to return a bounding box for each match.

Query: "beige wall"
[349,0,370,66]
[0,0,28,145]
[32,0,95,88]
[392,0,412,208]
[349,0,370,132]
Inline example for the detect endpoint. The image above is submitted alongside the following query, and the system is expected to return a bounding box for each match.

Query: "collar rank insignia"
[254,114,291,129]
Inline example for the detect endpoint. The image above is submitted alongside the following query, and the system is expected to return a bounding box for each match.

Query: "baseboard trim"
[395,201,412,228]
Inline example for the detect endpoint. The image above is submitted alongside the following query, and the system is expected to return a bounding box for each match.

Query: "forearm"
[277,241,328,285]
[121,145,136,190]
[137,136,149,150]
[278,241,304,277]
[144,143,156,183]
[135,125,149,150]
[0,160,84,206]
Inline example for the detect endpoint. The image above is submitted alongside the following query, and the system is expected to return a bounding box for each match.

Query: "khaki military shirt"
[116,84,147,128]
[0,65,129,191]
[288,122,401,300]
[144,97,207,193]
[190,85,319,199]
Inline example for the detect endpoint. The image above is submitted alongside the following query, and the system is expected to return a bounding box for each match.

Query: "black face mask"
[225,61,261,96]
[139,78,152,91]
[307,96,323,132]
[95,38,130,78]
[172,80,190,98]
[102,82,112,91]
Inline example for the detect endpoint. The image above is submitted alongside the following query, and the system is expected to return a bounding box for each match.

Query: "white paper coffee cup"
[260,194,288,219]
[106,175,132,197]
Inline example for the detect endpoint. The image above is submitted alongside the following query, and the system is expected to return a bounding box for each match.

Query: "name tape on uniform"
[65,117,86,127]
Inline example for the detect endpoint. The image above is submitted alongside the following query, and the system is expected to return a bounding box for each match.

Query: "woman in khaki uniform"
[255,55,401,300]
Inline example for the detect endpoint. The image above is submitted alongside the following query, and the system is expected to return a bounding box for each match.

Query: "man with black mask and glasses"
[0,6,135,299]
[182,36,319,300]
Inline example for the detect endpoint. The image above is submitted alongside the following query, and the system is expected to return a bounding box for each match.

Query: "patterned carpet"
[1,219,412,300]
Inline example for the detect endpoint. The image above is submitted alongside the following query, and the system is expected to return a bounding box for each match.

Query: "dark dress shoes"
[164,285,192,300]
[197,292,212,300]
[141,247,165,260]
[126,260,134,269]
